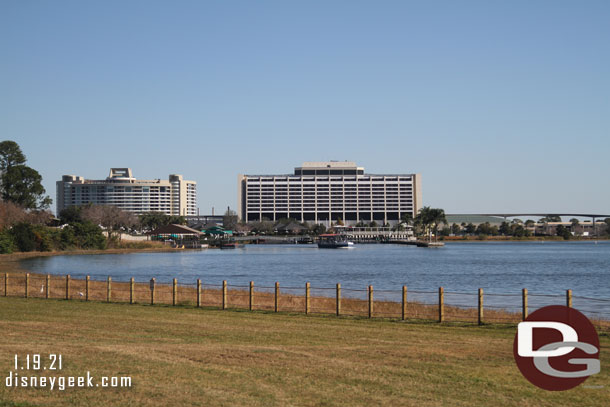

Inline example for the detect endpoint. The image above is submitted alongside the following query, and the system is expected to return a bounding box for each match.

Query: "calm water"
[19,241,610,317]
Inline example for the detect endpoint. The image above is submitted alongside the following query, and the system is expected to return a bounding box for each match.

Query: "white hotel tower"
[238,162,422,226]
[56,168,197,216]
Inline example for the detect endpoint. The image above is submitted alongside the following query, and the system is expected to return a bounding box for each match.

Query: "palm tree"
[415,207,447,241]
[396,213,413,231]
[570,218,580,236]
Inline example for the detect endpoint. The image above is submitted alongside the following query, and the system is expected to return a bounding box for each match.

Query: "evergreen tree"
[0,141,51,209]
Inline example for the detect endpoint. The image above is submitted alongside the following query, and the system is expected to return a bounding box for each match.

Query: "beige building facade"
[56,168,197,216]
[238,161,422,226]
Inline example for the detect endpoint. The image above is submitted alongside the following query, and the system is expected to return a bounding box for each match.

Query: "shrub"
[60,225,77,249]
[71,221,106,249]
[10,222,37,252]
[32,225,60,251]
[6,223,61,252]
[0,230,15,254]
[59,221,106,250]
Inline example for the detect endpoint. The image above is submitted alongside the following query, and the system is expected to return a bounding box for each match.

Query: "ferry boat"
[317,234,354,249]
[220,242,242,249]
[415,241,444,248]
[296,236,314,244]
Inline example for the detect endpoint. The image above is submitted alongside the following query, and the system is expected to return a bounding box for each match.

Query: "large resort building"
[238,162,422,226]
[56,168,197,216]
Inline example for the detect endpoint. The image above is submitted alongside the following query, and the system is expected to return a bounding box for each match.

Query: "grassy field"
[0,297,608,406]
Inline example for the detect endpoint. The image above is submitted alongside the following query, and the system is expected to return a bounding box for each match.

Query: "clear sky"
[1,1,608,215]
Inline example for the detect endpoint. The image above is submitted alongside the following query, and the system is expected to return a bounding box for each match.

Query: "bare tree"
[223,207,238,230]
[26,210,53,226]
[81,205,137,243]
[251,220,274,235]
[234,222,252,235]
[0,201,26,229]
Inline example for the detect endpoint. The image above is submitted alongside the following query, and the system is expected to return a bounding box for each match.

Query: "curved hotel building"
[56,168,197,216]
[238,162,421,226]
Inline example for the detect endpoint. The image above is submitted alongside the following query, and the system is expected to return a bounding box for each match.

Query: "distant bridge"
[449,213,610,221]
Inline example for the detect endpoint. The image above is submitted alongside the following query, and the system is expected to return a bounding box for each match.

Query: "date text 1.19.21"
[14,354,62,371]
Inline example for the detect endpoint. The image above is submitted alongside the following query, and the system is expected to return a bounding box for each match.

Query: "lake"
[19,241,610,318]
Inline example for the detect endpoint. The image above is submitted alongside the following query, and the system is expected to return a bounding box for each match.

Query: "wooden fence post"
[45,274,50,299]
[249,281,254,311]
[107,277,111,302]
[478,288,484,325]
[336,283,341,316]
[86,276,90,301]
[222,280,227,310]
[522,288,528,320]
[197,279,201,308]
[25,273,29,299]
[150,278,156,305]
[566,289,572,308]
[402,286,407,321]
[130,277,135,304]
[368,285,373,318]
[305,282,310,315]
[274,282,279,312]
[173,278,178,306]
[438,287,444,323]
[4,273,7,297]
[65,275,70,300]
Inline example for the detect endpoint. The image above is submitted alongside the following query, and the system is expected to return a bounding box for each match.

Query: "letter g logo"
[513,306,600,391]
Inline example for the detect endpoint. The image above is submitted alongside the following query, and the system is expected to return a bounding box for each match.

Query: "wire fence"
[2,272,609,330]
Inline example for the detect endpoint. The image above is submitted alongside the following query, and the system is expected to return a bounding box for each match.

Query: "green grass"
[0,297,608,406]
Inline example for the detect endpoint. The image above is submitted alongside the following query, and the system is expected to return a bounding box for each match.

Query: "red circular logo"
[513,305,600,391]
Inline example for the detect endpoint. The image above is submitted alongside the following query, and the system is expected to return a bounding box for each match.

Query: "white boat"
[415,241,444,248]
[318,234,354,249]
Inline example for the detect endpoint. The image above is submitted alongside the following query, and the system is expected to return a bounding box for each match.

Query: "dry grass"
[112,241,169,250]
[0,272,525,324]
[0,297,608,407]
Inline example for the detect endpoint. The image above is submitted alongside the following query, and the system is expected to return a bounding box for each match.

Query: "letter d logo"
[518,322,577,357]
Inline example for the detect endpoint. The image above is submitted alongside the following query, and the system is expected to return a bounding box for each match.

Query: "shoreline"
[0,247,182,275]
[442,238,609,243]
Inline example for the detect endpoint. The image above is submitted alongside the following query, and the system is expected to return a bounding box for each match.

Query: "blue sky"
[1,1,608,215]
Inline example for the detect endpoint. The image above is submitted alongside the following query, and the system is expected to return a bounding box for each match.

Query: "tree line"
[0,140,191,254]
[226,207,449,238]
[0,200,190,254]
[436,219,610,240]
